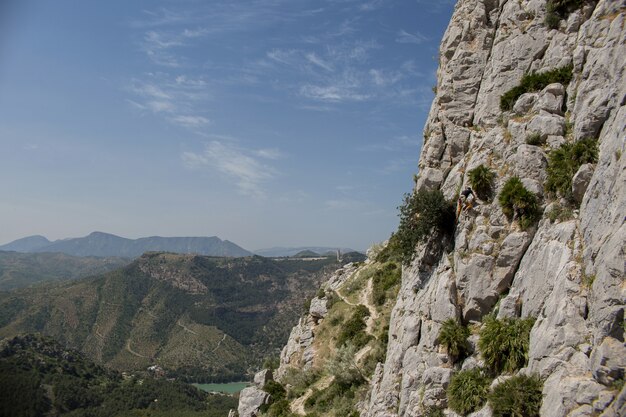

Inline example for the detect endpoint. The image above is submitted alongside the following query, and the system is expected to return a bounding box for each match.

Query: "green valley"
[0,252,357,382]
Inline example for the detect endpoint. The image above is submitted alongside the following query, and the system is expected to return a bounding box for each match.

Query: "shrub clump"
[488,374,543,417]
[468,164,496,200]
[526,132,546,146]
[438,318,470,361]
[498,177,540,230]
[545,138,598,201]
[479,316,535,374]
[500,65,573,111]
[336,305,372,349]
[371,262,401,306]
[377,189,455,264]
[545,0,588,30]
[447,368,492,416]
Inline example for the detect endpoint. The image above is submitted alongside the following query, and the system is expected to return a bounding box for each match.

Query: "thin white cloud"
[300,84,369,102]
[369,69,402,86]
[396,29,428,45]
[182,141,279,198]
[147,100,175,113]
[170,115,211,128]
[255,148,285,159]
[305,53,333,72]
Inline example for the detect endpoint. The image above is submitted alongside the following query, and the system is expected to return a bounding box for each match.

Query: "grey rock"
[527,112,566,138]
[253,369,273,387]
[237,387,269,417]
[571,163,594,204]
[590,337,626,385]
[513,93,538,114]
[309,297,328,321]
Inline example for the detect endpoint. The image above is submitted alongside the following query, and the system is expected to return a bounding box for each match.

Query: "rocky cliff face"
[366,0,625,416]
[243,1,625,416]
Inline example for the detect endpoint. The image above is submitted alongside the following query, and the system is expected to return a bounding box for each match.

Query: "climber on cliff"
[456,186,475,219]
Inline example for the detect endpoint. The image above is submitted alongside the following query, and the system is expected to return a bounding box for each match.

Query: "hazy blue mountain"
[0,232,252,258]
[255,246,360,257]
[0,235,51,252]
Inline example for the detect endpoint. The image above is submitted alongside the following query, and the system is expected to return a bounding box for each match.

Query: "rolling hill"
[0,251,130,291]
[0,252,342,382]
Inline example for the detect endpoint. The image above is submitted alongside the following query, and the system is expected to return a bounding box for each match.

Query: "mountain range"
[0,232,252,258]
[254,246,360,257]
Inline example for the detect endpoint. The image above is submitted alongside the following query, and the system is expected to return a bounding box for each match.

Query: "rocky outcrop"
[365,1,625,416]
[275,263,358,379]
[238,386,270,417]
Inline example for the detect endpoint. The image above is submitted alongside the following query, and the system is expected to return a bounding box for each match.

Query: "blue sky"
[0,0,455,251]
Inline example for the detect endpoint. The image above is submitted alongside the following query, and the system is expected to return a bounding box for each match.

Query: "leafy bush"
[544,11,561,29]
[488,374,543,417]
[545,138,598,201]
[468,165,496,199]
[447,368,492,415]
[498,177,540,230]
[378,189,455,264]
[371,262,401,306]
[438,318,470,361]
[500,65,573,111]
[479,316,535,374]
[526,132,545,146]
[281,368,321,399]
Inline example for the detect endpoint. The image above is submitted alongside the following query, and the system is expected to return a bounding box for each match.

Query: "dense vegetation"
[447,368,492,415]
[0,253,343,382]
[479,316,535,374]
[545,138,598,202]
[488,374,544,417]
[468,165,496,200]
[0,334,237,417]
[500,65,573,111]
[371,262,401,306]
[498,177,541,230]
[377,189,455,264]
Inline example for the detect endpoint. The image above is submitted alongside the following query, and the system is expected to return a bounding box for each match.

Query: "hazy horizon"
[0,0,455,251]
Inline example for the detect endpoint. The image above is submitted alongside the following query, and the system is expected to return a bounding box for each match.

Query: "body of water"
[193,382,250,394]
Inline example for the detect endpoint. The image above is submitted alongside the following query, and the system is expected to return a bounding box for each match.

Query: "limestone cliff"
[366,0,625,416]
[239,1,625,416]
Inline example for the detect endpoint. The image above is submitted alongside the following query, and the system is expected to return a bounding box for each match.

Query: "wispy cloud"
[170,115,211,128]
[128,77,212,131]
[305,53,333,72]
[182,140,280,197]
[396,29,428,45]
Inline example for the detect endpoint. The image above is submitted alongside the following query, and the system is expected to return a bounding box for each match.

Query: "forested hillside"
[0,252,343,381]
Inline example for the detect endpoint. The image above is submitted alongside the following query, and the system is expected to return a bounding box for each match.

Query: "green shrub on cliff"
[500,65,573,111]
[479,316,535,374]
[447,368,492,415]
[468,164,495,199]
[498,177,540,230]
[438,318,470,361]
[545,138,598,201]
[378,189,455,264]
[488,374,543,417]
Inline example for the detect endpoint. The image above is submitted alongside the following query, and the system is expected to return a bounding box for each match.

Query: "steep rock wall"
[365,1,625,416]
